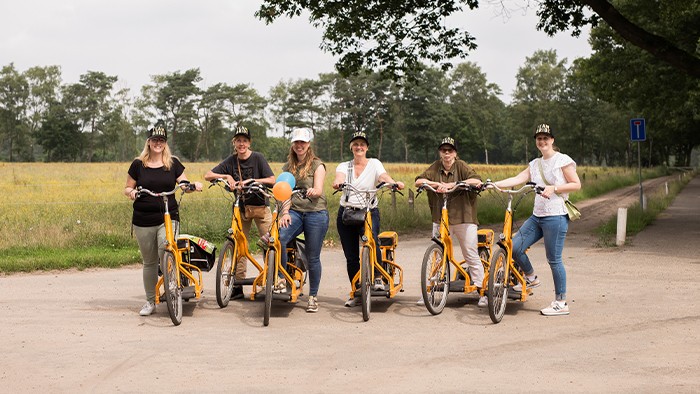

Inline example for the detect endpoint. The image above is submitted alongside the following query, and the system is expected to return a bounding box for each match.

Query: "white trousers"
[432,222,484,287]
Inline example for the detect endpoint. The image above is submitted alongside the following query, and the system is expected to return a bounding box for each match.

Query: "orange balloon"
[272,181,292,201]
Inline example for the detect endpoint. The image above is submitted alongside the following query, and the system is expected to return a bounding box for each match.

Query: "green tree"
[0,63,30,162]
[36,101,83,162]
[62,71,118,162]
[256,0,700,78]
[23,65,62,161]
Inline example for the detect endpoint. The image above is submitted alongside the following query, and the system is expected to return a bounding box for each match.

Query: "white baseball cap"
[291,127,312,142]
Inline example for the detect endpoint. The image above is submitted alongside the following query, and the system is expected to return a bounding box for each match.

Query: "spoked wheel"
[478,247,491,286]
[263,249,275,327]
[421,243,449,315]
[163,251,183,326]
[487,247,508,324]
[360,246,372,322]
[216,240,236,308]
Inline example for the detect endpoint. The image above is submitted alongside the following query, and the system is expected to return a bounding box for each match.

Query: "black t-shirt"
[210,152,274,206]
[128,158,185,227]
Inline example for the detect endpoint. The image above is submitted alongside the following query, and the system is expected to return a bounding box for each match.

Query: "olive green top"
[415,159,481,225]
[283,158,327,212]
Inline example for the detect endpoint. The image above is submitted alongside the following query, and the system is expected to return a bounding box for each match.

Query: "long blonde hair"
[286,145,318,179]
[137,140,174,170]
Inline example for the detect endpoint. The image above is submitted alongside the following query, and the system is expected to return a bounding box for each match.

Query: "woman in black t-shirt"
[204,126,275,300]
[124,122,202,317]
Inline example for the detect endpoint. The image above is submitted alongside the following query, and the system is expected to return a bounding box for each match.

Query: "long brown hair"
[286,144,318,179]
[137,140,175,170]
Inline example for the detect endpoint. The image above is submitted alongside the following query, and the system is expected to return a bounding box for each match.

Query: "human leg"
[337,207,361,283]
[302,210,329,297]
[540,215,569,301]
[451,223,484,287]
[278,210,303,274]
[511,215,543,276]
[134,224,160,304]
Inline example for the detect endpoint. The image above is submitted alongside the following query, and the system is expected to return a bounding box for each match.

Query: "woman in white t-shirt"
[493,124,581,316]
[332,131,404,307]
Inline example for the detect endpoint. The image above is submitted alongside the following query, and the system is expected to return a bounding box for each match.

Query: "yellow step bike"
[484,181,543,324]
[416,182,493,315]
[210,179,307,326]
[335,182,404,322]
[139,181,213,326]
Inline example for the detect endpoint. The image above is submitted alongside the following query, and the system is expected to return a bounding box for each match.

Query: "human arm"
[124,175,138,201]
[332,170,346,190]
[493,168,530,189]
[553,164,582,195]
[378,172,404,190]
[176,173,203,192]
[306,164,327,198]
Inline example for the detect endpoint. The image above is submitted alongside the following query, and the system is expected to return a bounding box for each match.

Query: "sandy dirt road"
[1,175,698,393]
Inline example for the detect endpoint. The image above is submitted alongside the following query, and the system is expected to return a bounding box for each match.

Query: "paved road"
[1,176,698,392]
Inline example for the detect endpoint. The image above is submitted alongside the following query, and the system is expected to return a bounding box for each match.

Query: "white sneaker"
[541,300,569,316]
[273,277,287,294]
[477,296,488,308]
[139,302,155,316]
[416,296,425,305]
[373,278,385,291]
[344,297,358,307]
[306,296,318,313]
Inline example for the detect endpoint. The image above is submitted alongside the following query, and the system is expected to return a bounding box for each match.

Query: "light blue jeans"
[512,214,569,301]
[279,210,329,297]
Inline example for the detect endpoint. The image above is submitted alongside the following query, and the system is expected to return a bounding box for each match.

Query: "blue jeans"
[512,214,569,300]
[279,209,329,297]
[337,206,381,284]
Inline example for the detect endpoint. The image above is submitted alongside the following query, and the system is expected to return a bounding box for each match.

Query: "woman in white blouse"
[493,124,581,316]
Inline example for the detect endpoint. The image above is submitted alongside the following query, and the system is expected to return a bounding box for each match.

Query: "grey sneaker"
[416,296,425,305]
[477,296,488,308]
[541,300,569,316]
[139,302,156,316]
[344,297,358,307]
[373,278,385,291]
[273,277,287,294]
[513,275,541,291]
[307,296,318,313]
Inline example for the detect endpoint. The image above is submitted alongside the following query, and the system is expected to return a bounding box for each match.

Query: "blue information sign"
[630,118,646,141]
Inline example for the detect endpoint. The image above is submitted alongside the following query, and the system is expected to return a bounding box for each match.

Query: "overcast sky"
[1,1,591,103]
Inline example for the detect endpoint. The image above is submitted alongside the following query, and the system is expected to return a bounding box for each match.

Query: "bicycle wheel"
[487,246,508,324]
[360,246,372,322]
[163,251,183,326]
[263,249,275,327]
[478,246,491,285]
[215,240,236,308]
[421,243,449,315]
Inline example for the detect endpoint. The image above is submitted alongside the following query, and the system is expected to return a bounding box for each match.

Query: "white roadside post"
[616,208,628,246]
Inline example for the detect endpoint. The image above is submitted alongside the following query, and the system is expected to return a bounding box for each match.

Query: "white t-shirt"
[529,152,576,217]
[335,158,387,208]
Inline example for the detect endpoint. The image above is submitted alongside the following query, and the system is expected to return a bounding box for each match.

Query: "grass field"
[0,161,668,272]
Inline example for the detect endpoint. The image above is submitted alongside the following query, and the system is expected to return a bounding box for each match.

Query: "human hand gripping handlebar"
[137,180,195,198]
[416,181,484,197]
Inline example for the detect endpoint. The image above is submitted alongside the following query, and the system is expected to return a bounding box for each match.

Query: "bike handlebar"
[483,180,544,195]
[137,181,193,198]
[416,181,483,196]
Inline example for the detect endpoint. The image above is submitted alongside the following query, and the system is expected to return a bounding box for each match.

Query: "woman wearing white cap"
[493,124,581,316]
[277,127,329,313]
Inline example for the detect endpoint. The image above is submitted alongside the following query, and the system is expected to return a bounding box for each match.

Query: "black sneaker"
[231,285,244,300]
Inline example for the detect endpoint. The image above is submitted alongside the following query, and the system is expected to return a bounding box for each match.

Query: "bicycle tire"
[360,246,372,322]
[487,246,508,324]
[263,249,275,327]
[421,243,449,315]
[478,246,491,286]
[215,240,236,308]
[163,251,183,326]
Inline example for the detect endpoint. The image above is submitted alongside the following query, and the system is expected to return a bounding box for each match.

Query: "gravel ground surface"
[1,175,698,393]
